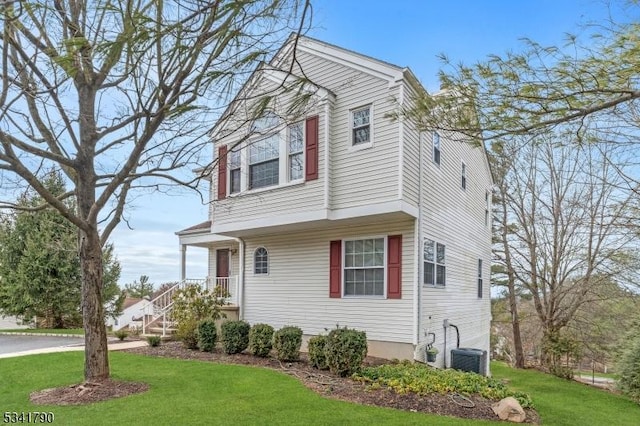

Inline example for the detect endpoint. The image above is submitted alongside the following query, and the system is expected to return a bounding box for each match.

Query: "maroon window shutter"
[217,145,228,200]
[329,240,342,298]
[387,235,402,299]
[305,116,319,181]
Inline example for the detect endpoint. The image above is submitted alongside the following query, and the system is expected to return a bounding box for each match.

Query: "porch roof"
[176,220,211,235]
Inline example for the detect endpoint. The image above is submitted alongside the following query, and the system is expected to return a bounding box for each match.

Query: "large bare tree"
[496,133,638,366]
[0,0,308,381]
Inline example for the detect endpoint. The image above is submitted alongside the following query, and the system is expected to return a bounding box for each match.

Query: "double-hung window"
[461,162,467,190]
[352,106,371,146]
[229,149,241,194]
[424,239,446,286]
[344,238,385,296]
[249,135,280,189]
[433,132,441,165]
[288,122,304,181]
[477,259,483,298]
[485,191,490,226]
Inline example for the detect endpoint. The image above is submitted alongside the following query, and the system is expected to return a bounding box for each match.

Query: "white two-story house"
[176,35,492,368]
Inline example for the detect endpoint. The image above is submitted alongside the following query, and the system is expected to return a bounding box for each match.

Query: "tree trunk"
[507,278,526,368]
[79,227,109,381]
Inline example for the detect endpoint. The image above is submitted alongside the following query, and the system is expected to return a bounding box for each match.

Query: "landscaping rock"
[492,396,526,423]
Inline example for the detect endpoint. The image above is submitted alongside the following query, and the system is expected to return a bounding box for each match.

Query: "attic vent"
[451,348,487,376]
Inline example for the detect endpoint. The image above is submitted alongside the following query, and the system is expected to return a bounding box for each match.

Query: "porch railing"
[206,276,239,305]
[141,277,239,336]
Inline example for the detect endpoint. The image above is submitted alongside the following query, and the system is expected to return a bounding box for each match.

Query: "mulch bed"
[30,379,149,405]
[123,341,540,423]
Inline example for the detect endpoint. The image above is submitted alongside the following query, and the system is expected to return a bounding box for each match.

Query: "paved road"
[0,335,83,355]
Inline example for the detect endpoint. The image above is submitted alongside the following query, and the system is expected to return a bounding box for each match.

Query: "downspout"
[323,100,331,211]
[232,237,245,319]
[413,93,424,348]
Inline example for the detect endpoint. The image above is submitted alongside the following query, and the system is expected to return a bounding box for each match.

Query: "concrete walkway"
[0,336,147,359]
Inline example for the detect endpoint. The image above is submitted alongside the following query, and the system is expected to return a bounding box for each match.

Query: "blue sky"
[111,0,631,287]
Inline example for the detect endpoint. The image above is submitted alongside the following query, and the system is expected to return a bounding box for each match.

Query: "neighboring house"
[106,297,146,331]
[176,35,492,369]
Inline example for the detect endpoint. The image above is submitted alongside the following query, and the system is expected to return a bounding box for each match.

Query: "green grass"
[0,353,488,425]
[0,328,84,335]
[2,354,637,425]
[491,362,639,426]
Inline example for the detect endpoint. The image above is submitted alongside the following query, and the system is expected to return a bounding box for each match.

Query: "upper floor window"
[433,132,441,165]
[351,106,371,146]
[249,135,280,189]
[477,259,483,298]
[424,239,445,287]
[344,237,385,296]
[485,191,490,226]
[229,149,241,194]
[288,122,304,181]
[254,247,269,274]
[461,162,467,190]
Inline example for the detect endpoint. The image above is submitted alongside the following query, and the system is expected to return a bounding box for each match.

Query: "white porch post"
[180,244,187,281]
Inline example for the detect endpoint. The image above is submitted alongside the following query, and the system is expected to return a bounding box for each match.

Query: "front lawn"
[491,362,639,426]
[1,352,487,425]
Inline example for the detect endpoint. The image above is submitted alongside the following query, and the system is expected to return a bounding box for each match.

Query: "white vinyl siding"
[288,49,399,210]
[242,220,415,343]
[417,126,492,369]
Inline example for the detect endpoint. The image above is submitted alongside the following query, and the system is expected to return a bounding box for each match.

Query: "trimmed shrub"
[146,335,162,347]
[249,323,274,357]
[325,327,368,377]
[176,318,199,349]
[308,335,329,370]
[221,320,250,354]
[114,329,128,341]
[273,326,303,361]
[197,318,218,352]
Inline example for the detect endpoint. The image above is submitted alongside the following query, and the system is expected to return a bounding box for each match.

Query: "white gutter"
[232,237,246,319]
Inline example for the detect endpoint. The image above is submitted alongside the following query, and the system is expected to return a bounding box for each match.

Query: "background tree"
[493,134,638,370]
[0,0,309,381]
[0,171,123,327]
[124,275,154,299]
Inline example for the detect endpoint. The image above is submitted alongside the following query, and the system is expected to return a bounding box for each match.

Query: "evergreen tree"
[0,171,123,327]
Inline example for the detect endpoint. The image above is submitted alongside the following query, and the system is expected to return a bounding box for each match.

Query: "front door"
[216,249,229,279]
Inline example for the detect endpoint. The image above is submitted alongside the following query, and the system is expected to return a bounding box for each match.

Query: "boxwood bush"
[308,335,329,370]
[220,320,250,354]
[249,323,274,357]
[197,318,218,352]
[325,327,368,377]
[273,326,303,361]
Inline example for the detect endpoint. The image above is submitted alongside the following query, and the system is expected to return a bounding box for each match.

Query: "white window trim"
[342,235,387,298]
[423,238,446,288]
[461,161,467,191]
[432,132,441,166]
[349,104,374,151]
[225,119,309,196]
[253,246,269,275]
[477,258,483,299]
[287,121,306,183]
